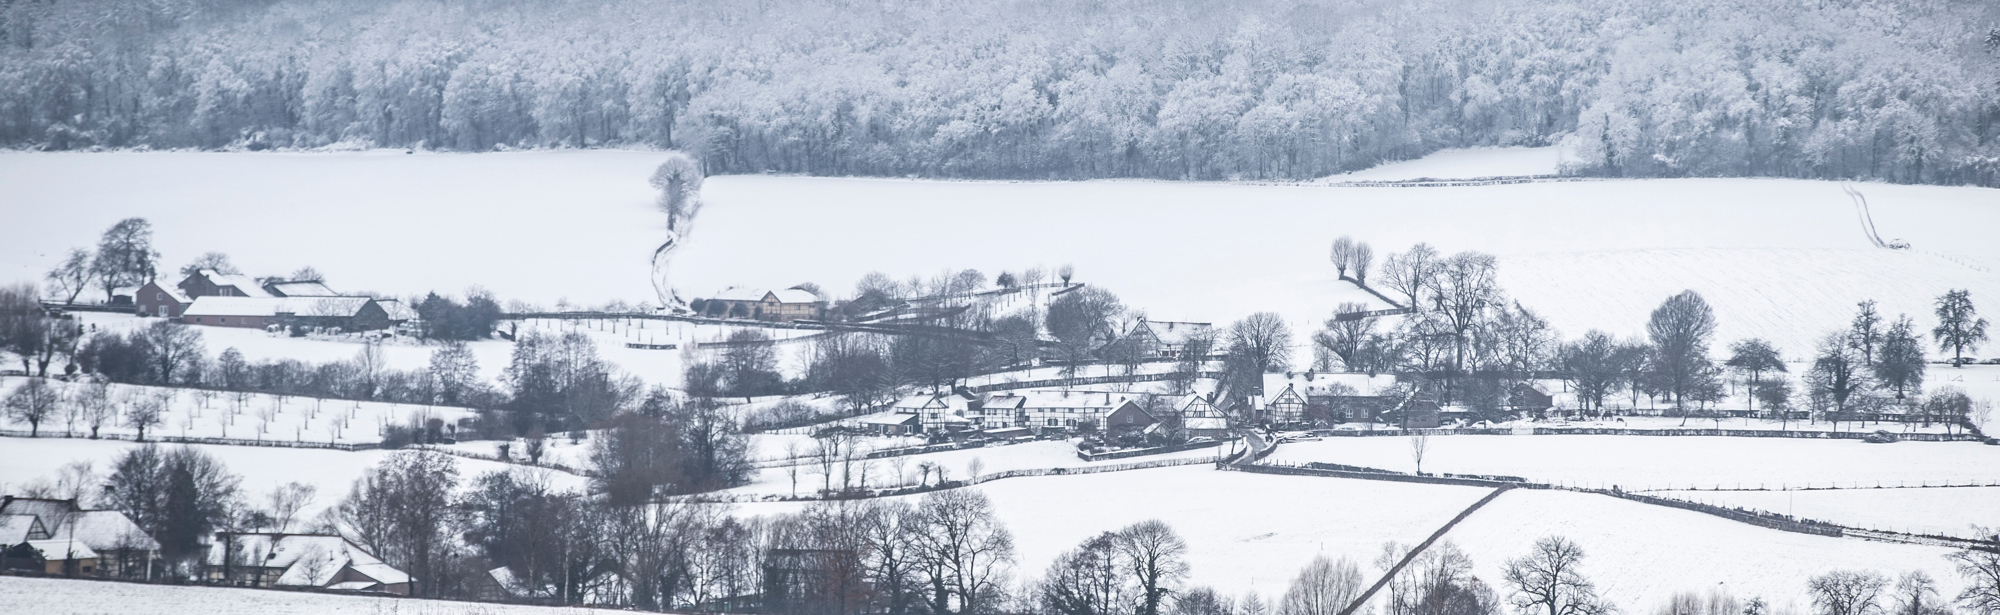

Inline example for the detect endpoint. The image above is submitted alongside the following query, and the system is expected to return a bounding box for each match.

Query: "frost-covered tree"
[90,218,157,303]
[1646,291,1717,416]
[1932,290,1988,367]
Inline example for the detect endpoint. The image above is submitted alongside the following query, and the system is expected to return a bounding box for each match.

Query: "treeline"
[2,1,1996,185]
[1305,239,1992,428]
[27,444,2000,615]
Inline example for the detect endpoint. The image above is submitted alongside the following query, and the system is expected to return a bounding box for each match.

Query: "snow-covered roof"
[375,299,419,322]
[142,282,193,304]
[1184,416,1229,430]
[1132,318,1213,346]
[184,296,375,318]
[264,280,340,297]
[856,411,921,426]
[891,394,948,411]
[200,270,274,298]
[1019,390,1134,410]
[487,566,528,597]
[709,287,822,304]
[980,394,1026,410]
[207,534,410,587]
[0,498,75,523]
[27,539,98,560]
[0,514,47,543]
[52,510,158,552]
[1177,394,1222,417]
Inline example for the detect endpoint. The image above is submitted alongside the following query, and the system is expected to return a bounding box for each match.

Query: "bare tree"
[1279,554,1364,615]
[178,252,241,278]
[46,248,97,304]
[1502,536,1608,615]
[1891,571,1945,615]
[1116,520,1190,615]
[1042,532,1126,615]
[1331,237,1355,277]
[1848,300,1883,366]
[1409,433,1430,475]
[909,489,1016,615]
[1059,264,1076,285]
[1951,527,2000,615]
[1808,570,1888,615]
[79,378,115,438]
[90,217,158,303]
[1647,290,1718,417]
[1932,290,1987,368]
[4,377,60,436]
[136,321,205,385]
[1381,244,1440,309]
[1725,339,1785,415]
[267,482,317,533]
[125,393,164,441]
[1352,242,1374,283]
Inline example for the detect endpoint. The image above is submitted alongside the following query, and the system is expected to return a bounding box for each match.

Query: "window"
[158,305,168,317]
[1046,418,1059,427]
[220,317,228,325]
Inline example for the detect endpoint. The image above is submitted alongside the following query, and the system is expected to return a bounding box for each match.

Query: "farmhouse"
[696,287,825,322]
[133,281,193,318]
[183,296,389,331]
[1119,318,1215,359]
[1177,395,1231,439]
[855,411,923,436]
[1261,372,1401,425]
[207,533,412,595]
[889,392,977,433]
[0,496,159,579]
[1016,390,1143,434]
[178,269,274,299]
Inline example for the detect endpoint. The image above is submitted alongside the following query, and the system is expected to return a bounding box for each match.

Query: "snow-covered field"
[733,466,1494,596]
[1440,488,1966,613]
[1656,486,2000,538]
[723,439,1235,498]
[1263,435,2000,491]
[0,575,597,615]
[0,375,474,445]
[6,149,1997,368]
[0,437,588,521]
[1317,145,1576,181]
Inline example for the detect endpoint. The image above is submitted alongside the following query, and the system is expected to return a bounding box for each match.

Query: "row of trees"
[3,1,1996,186]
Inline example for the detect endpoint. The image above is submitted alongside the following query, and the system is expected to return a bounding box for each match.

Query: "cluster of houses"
[134,269,418,333]
[1,495,413,595]
[690,287,826,322]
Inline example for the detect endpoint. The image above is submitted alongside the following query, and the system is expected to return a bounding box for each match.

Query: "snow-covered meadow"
[0,375,474,445]
[1655,486,2000,538]
[721,439,1234,498]
[0,436,587,522]
[1439,488,1967,613]
[1263,435,2000,491]
[5,149,1997,369]
[0,574,599,615]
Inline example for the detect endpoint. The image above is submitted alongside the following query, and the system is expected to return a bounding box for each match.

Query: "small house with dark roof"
[177,269,273,299]
[134,281,193,318]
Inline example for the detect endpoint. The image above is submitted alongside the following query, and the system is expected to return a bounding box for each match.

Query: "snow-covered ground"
[723,439,1235,498]
[0,375,474,445]
[733,466,1494,597]
[1317,146,1576,182]
[6,150,1997,368]
[1263,435,2000,491]
[0,575,599,615]
[0,437,588,522]
[1655,486,2000,538]
[1441,488,1965,613]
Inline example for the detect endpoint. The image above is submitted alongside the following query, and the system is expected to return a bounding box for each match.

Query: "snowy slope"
[1656,487,2000,538]
[0,375,475,445]
[6,151,1998,367]
[0,437,588,522]
[723,439,1234,497]
[1263,435,2000,491]
[1442,488,1965,613]
[0,575,601,615]
[732,467,1495,597]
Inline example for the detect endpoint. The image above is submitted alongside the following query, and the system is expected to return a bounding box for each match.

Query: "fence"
[1310,426,1985,441]
[678,456,1215,504]
[1586,489,1845,537]
[0,429,379,452]
[965,370,1224,393]
[1077,439,1222,462]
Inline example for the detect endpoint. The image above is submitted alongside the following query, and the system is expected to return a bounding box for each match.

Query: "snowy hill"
[6,151,1996,366]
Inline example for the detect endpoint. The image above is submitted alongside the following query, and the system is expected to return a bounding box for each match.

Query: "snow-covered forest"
[3,0,1997,184]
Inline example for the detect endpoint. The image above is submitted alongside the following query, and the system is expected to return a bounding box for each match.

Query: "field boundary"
[0,429,380,451]
[1338,486,1514,615]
